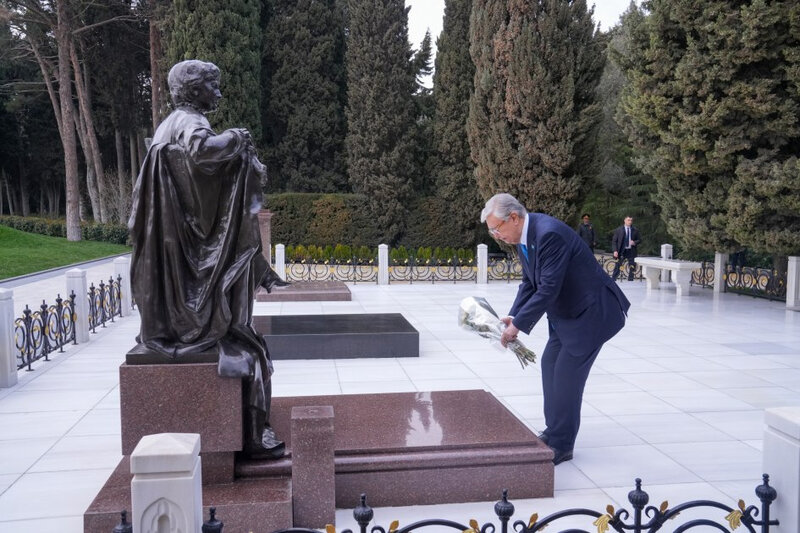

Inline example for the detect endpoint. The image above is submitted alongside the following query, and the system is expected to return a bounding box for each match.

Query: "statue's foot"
[269,278,291,289]
[243,426,285,460]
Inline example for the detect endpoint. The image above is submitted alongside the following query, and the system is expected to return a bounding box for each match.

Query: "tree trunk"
[0,169,5,216]
[149,13,165,130]
[129,133,138,188]
[115,127,128,223]
[137,129,147,167]
[73,109,101,220]
[70,39,107,222]
[16,134,30,217]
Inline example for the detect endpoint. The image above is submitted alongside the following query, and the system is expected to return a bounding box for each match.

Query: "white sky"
[406,0,637,56]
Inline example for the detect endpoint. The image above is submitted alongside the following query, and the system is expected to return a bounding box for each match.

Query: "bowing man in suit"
[481,193,630,465]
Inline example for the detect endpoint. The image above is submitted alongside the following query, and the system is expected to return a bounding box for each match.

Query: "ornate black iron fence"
[14,292,76,371]
[285,260,379,284]
[389,254,478,283]
[724,264,787,302]
[691,260,715,288]
[88,275,123,333]
[597,253,643,281]
[258,475,777,533]
[488,257,522,282]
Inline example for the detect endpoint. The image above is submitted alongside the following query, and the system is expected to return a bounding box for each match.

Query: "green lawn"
[0,225,131,280]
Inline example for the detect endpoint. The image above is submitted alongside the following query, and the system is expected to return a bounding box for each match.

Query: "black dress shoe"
[537,432,550,445]
[550,446,574,465]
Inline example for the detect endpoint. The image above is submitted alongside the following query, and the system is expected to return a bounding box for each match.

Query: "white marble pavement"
[0,268,799,531]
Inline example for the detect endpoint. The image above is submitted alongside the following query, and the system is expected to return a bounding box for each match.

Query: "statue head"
[167,60,222,113]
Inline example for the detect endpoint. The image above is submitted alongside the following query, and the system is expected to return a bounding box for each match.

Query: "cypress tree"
[430,0,481,246]
[619,0,800,256]
[467,0,605,221]
[164,0,262,141]
[345,0,417,244]
[262,0,347,193]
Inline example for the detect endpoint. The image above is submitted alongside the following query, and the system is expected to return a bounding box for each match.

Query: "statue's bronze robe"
[129,107,271,412]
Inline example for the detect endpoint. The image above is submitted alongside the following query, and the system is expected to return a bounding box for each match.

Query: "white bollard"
[660,244,673,283]
[714,252,729,294]
[477,244,488,284]
[65,269,90,343]
[275,244,286,281]
[131,433,203,533]
[787,256,799,311]
[0,289,17,388]
[114,256,132,317]
[378,244,389,285]
[763,407,800,532]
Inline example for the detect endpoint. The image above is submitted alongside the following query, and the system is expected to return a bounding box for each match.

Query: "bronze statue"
[129,60,284,458]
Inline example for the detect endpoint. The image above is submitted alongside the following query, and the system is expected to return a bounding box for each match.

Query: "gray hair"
[480,193,528,222]
[167,60,220,107]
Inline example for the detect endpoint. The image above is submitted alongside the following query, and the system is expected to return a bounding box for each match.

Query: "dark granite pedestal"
[253,313,419,360]
[238,390,554,507]
[255,281,352,302]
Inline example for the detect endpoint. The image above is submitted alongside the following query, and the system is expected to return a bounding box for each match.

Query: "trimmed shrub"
[0,216,129,245]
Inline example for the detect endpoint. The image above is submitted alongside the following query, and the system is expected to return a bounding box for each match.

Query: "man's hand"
[500,317,519,347]
[613,251,619,258]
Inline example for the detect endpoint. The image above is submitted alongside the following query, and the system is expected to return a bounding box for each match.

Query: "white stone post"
[114,257,132,317]
[131,433,203,533]
[763,407,800,532]
[787,256,799,311]
[66,269,90,343]
[378,244,389,285]
[660,244,673,282]
[714,252,729,294]
[0,289,17,388]
[275,244,286,281]
[477,244,488,284]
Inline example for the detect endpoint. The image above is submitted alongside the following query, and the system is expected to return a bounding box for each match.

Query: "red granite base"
[237,390,554,506]
[255,281,351,302]
[84,457,292,533]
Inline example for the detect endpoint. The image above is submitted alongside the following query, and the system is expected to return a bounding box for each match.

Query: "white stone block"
[114,256,132,317]
[714,252,729,294]
[378,244,389,285]
[0,289,17,388]
[787,256,799,311]
[131,433,203,533]
[477,244,488,284]
[275,244,286,281]
[65,269,90,343]
[763,407,800,532]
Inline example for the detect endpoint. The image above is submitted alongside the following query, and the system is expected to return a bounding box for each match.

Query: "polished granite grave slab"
[237,389,554,506]
[252,313,419,360]
[255,281,352,302]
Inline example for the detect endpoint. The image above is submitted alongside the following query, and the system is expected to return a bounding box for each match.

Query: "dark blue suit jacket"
[510,213,630,356]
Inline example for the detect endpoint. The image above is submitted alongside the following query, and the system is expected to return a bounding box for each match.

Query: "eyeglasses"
[488,217,509,235]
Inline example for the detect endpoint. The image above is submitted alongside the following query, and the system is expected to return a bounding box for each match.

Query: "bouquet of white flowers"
[457,296,537,368]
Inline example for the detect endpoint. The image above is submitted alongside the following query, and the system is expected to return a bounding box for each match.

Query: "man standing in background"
[611,216,641,281]
[577,213,596,252]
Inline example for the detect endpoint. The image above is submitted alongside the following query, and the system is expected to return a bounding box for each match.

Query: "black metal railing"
[389,254,477,284]
[260,475,778,533]
[691,260,715,288]
[284,257,379,284]
[88,275,123,333]
[14,292,76,371]
[488,256,523,282]
[597,253,643,281]
[724,264,787,302]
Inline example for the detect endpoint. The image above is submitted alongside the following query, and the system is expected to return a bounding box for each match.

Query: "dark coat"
[611,224,641,257]
[577,222,596,250]
[510,213,630,357]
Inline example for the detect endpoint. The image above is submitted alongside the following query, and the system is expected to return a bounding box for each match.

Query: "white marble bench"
[636,257,703,297]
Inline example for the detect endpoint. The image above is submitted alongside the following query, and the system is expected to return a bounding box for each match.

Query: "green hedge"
[0,216,129,245]
[280,243,475,266]
[266,193,483,249]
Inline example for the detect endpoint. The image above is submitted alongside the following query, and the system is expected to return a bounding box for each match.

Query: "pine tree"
[261,0,347,193]
[412,30,435,193]
[618,0,800,257]
[164,0,262,141]
[467,0,605,222]
[430,0,481,245]
[345,0,417,244]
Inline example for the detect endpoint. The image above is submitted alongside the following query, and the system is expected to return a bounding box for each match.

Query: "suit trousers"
[612,248,636,281]
[540,323,603,450]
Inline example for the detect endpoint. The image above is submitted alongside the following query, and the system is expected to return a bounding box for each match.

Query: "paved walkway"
[0,270,798,532]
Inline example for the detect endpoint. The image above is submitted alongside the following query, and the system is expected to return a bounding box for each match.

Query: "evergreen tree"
[345,0,417,244]
[261,0,347,193]
[467,0,605,222]
[165,0,262,141]
[618,0,800,256]
[411,29,434,193]
[430,0,481,245]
